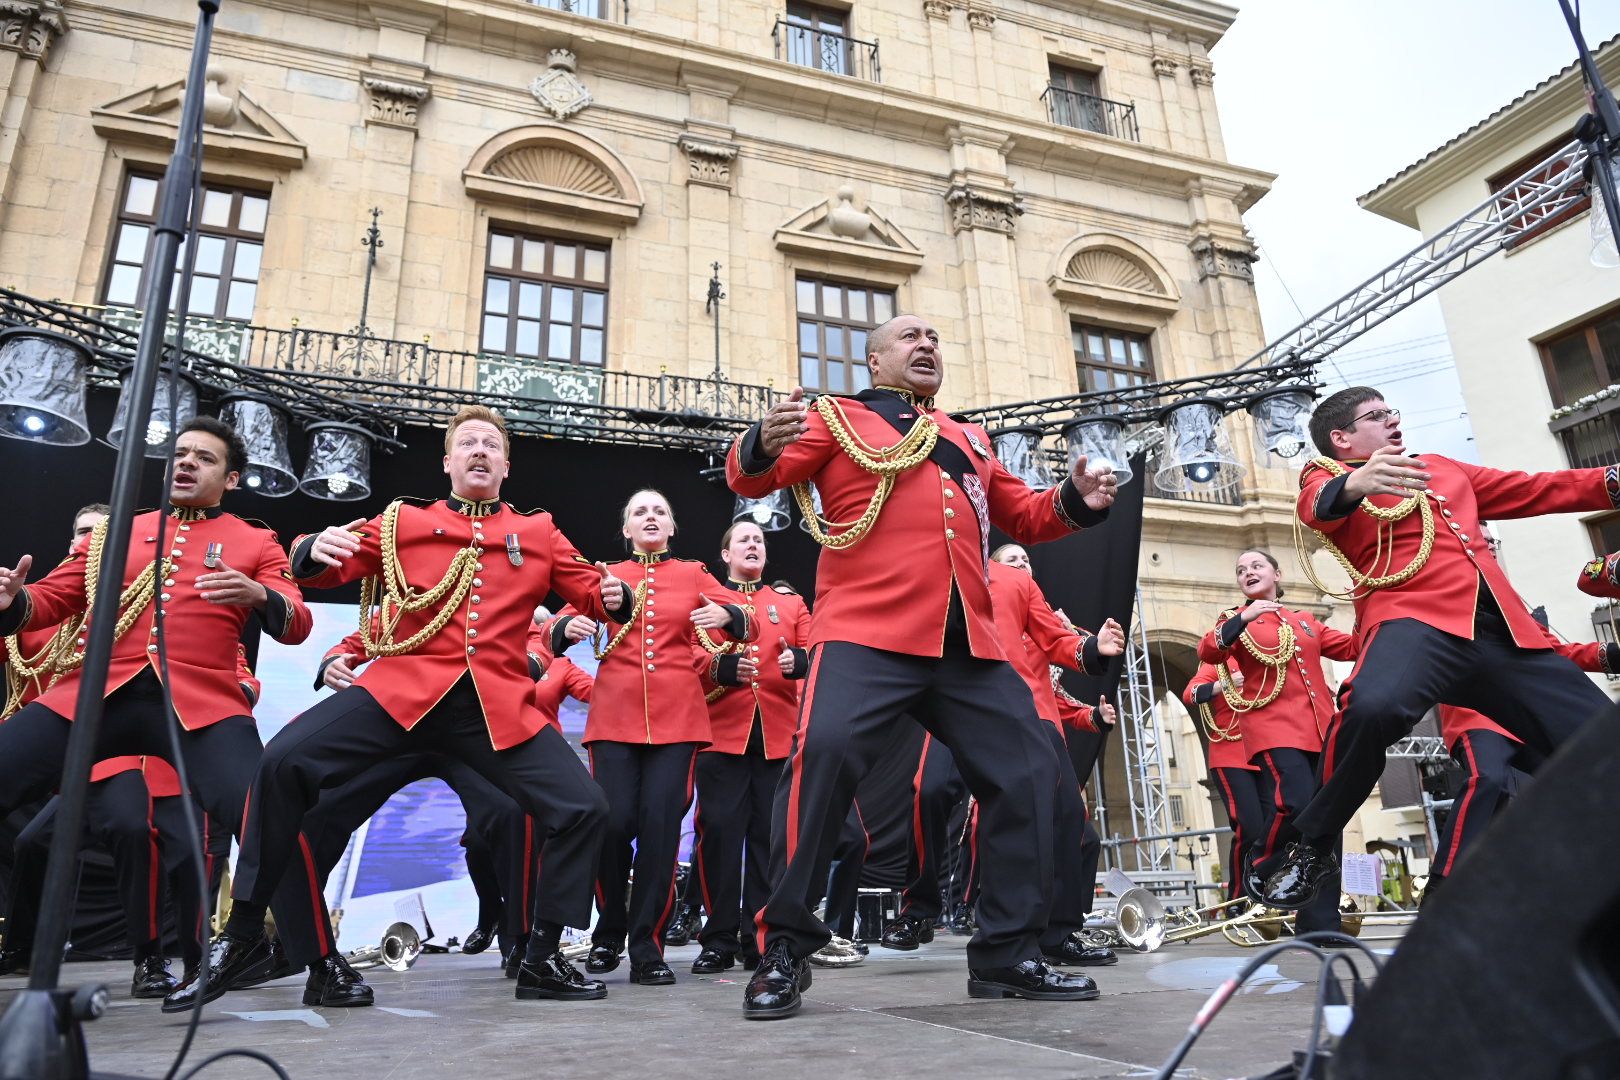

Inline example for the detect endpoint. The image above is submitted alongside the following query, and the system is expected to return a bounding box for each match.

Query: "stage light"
[219,392,299,496]
[734,491,790,532]
[989,427,1055,488]
[1246,388,1315,462]
[1061,416,1135,488]
[1154,399,1242,494]
[300,422,373,501]
[0,327,93,445]
[106,364,199,457]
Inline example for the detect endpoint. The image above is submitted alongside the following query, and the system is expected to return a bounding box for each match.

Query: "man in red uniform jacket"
[1259,387,1620,910]
[185,405,623,1011]
[0,419,315,983]
[727,314,1117,1018]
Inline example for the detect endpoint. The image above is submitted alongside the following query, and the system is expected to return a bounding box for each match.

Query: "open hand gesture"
[691,594,730,630]
[310,519,367,568]
[0,554,33,612]
[759,387,809,458]
[195,563,268,609]
[1068,454,1118,512]
[1342,445,1429,502]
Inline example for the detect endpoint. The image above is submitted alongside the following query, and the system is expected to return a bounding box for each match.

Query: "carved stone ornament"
[678,133,738,190]
[923,0,955,19]
[363,75,431,129]
[1189,237,1257,282]
[0,0,68,63]
[1151,53,1179,78]
[966,7,995,31]
[1189,63,1215,86]
[945,184,1021,235]
[530,49,593,121]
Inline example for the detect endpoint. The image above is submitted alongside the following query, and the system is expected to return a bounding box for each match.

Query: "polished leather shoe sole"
[968,976,1101,1001]
[743,993,801,1019]
[584,952,622,974]
[628,965,676,985]
[516,980,607,1001]
[302,985,375,1007]
[691,954,735,975]
[131,978,179,999]
[1042,951,1119,967]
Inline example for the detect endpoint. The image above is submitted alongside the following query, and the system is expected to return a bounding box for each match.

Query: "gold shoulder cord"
[793,395,940,550]
[1197,700,1242,742]
[357,500,480,658]
[1216,611,1296,714]
[1295,456,1435,602]
[51,520,174,679]
[3,616,83,718]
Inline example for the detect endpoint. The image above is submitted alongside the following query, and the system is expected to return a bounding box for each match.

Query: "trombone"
[1084,888,1291,952]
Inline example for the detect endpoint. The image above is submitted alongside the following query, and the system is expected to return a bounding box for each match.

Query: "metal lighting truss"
[1117,591,1175,871]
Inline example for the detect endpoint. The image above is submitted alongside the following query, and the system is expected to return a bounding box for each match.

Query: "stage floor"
[10,933,1392,1079]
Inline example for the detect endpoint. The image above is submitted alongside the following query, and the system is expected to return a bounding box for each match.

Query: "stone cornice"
[0,0,68,63]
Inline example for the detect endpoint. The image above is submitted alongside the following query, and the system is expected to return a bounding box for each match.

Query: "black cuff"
[1192,683,1218,704]
[240,682,259,708]
[261,590,291,641]
[528,653,543,681]
[723,604,749,640]
[604,587,635,624]
[0,587,31,636]
[1056,477,1110,529]
[550,617,576,657]
[1218,616,1245,650]
[1604,642,1620,676]
[1315,473,1356,521]
[289,535,327,580]
[737,425,777,477]
[1079,633,1102,674]
[313,655,340,691]
[787,646,809,679]
[714,653,747,686]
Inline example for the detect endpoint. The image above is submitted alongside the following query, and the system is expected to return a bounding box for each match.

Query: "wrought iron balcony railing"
[1041,86,1140,142]
[772,19,880,83]
[1550,397,1620,469]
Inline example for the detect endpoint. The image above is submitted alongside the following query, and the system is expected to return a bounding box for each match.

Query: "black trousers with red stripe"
[1210,766,1265,902]
[8,774,207,966]
[692,719,782,958]
[760,641,1060,969]
[1040,723,1099,947]
[1254,748,1340,933]
[589,740,699,966]
[1293,617,1608,846]
[897,733,969,924]
[231,677,607,961]
[271,753,530,968]
[1432,730,1530,880]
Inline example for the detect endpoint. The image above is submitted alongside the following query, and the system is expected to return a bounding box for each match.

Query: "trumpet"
[345,921,422,972]
[1084,889,1292,952]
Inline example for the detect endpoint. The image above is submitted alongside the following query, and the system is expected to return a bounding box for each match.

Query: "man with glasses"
[1257,386,1620,911]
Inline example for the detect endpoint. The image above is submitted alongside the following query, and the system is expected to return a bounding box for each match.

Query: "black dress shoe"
[131,956,178,999]
[968,958,1101,1001]
[1042,938,1119,967]
[879,914,935,951]
[503,948,523,979]
[691,947,735,974]
[740,946,762,970]
[516,952,607,1000]
[628,960,676,985]
[1242,852,1267,905]
[302,953,374,1007]
[0,946,29,977]
[1260,842,1338,911]
[161,932,272,1013]
[461,924,498,956]
[663,905,697,947]
[229,936,297,989]
[584,942,622,974]
[742,941,804,1020]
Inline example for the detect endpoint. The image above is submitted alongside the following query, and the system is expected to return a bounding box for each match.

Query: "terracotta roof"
[1361,33,1620,202]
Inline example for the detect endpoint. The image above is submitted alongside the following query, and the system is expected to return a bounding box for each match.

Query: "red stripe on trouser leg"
[693,797,716,918]
[758,647,823,950]
[297,833,329,955]
[146,791,161,942]
[1259,754,1288,861]
[1438,734,1482,876]
[908,735,931,882]
[1212,770,1242,899]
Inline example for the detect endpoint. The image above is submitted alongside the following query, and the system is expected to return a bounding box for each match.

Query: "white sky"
[1211,0,1620,461]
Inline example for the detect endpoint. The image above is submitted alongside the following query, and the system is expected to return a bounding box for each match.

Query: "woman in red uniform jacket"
[1199,550,1357,931]
[554,489,748,985]
[1182,660,1261,903]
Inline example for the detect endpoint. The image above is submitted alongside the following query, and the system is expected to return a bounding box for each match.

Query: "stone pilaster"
[944,125,1027,403]
[0,1,67,231]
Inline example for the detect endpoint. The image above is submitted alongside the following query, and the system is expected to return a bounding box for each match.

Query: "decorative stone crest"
[678,133,738,191]
[826,186,871,238]
[922,0,955,18]
[1189,63,1215,86]
[945,184,1021,235]
[1151,53,1179,79]
[1189,236,1257,282]
[530,49,593,121]
[363,75,431,129]
[0,0,68,63]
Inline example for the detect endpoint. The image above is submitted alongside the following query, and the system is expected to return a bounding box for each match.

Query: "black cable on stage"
[1150,930,1384,1080]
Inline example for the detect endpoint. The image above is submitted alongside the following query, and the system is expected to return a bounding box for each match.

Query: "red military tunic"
[0,507,310,729]
[1199,603,1358,759]
[986,560,1095,727]
[703,580,811,758]
[727,389,1101,660]
[1183,660,1254,772]
[561,553,726,748]
[1299,455,1620,648]
[290,496,609,751]
[89,755,185,797]
[1052,679,1100,734]
[526,614,594,731]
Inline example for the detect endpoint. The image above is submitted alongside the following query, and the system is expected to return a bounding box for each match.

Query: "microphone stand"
[0,3,221,1077]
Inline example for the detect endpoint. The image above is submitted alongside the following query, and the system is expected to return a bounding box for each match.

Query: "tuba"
[345,921,422,972]
[1081,887,1169,952]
